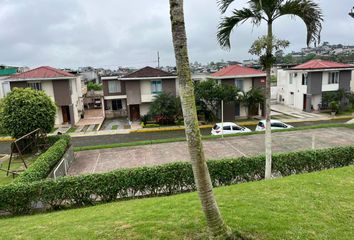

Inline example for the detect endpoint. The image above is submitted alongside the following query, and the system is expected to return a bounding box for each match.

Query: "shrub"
[0,145,354,214]
[148,93,181,125]
[87,82,102,91]
[14,135,71,183]
[2,88,56,138]
[0,145,353,215]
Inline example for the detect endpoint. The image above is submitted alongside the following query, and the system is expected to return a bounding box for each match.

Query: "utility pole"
[157,51,160,68]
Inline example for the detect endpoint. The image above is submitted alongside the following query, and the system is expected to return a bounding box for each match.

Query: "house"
[210,64,266,121]
[276,59,354,112]
[102,66,178,121]
[0,66,28,98]
[6,66,83,125]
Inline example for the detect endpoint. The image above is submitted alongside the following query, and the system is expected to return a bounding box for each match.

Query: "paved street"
[68,127,354,175]
[0,119,349,154]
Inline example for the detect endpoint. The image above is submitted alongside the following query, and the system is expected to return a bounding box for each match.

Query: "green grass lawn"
[0,166,353,240]
[66,127,77,134]
[0,156,37,186]
[111,125,118,130]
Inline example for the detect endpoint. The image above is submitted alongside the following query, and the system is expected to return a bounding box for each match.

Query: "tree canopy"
[2,88,56,138]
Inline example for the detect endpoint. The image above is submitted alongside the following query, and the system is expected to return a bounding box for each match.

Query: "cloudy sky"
[0,0,353,69]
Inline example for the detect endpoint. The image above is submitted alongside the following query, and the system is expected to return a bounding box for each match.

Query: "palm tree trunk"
[265,21,273,180]
[169,0,231,238]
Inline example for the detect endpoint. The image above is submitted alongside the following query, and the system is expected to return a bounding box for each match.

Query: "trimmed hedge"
[14,135,71,183]
[0,145,353,215]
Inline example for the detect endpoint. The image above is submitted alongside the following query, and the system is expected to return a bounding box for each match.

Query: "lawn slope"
[0,166,353,240]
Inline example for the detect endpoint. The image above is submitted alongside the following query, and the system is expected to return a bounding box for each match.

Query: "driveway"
[271,103,328,119]
[68,127,354,175]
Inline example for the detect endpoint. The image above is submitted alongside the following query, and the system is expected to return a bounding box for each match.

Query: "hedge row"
[0,145,353,215]
[14,135,70,183]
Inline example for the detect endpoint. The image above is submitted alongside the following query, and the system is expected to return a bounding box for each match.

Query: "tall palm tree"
[217,0,323,179]
[169,0,232,238]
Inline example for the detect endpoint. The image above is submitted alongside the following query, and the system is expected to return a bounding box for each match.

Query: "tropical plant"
[194,79,239,121]
[240,87,265,118]
[148,92,182,125]
[2,88,56,138]
[87,82,102,91]
[217,0,323,179]
[169,0,231,238]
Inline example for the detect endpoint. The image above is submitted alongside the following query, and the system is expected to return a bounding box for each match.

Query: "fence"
[48,145,74,179]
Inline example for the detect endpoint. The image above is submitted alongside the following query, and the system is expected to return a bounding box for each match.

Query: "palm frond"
[277,0,323,45]
[217,8,261,49]
[217,0,235,14]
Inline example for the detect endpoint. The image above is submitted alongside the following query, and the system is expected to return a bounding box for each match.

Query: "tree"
[169,0,232,238]
[2,88,56,138]
[0,99,6,135]
[87,82,103,91]
[148,92,182,124]
[194,79,239,121]
[217,0,323,180]
[240,87,265,118]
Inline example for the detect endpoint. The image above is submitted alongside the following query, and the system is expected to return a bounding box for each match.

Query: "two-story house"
[102,66,177,121]
[209,64,266,121]
[6,66,83,125]
[277,60,354,112]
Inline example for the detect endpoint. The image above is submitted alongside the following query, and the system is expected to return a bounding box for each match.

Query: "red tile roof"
[8,66,75,80]
[211,65,265,78]
[122,66,175,78]
[291,59,353,70]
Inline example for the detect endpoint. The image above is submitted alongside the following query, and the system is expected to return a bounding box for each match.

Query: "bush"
[143,124,160,128]
[148,93,181,125]
[2,88,56,138]
[0,99,6,135]
[0,145,352,215]
[87,82,102,91]
[14,135,71,183]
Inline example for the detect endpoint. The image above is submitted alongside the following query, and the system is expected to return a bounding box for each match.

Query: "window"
[271,122,286,128]
[108,80,121,93]
[223,126,231,131]
[302,73,308,85]
[111,99,122,110]
[232,126,242,131]
[235,79,244,91]
[328,72,339,84]
[151,80,162,94]
[27,82,42,90]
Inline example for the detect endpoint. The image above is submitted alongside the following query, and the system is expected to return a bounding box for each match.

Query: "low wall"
[48,145,74,179]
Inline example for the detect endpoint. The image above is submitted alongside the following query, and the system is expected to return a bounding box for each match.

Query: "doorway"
[61,106,71,123]
[129,105,140,121]
[303,94,307,111]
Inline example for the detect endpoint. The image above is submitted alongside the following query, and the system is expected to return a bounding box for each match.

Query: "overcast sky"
[0,0,353,69]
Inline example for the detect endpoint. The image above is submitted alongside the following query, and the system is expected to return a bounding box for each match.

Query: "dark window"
[232,126,242,131]
[271,122,286,128]
[258,122,264,127]
[302,74,308,85]
[112,99,122,110]
[213,125,220,130]
[223,126,231,131]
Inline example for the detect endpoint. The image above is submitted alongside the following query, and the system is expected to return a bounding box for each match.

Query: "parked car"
[211,122,251,135]
[255,119,294,131]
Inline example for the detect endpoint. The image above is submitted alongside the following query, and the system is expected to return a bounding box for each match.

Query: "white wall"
[69,77,83,124]
[312,94,322,111]
[140,103,150,116]
[277,69,307,111]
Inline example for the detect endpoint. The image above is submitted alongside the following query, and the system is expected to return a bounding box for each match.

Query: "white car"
[255,119,294,131]
[211,122,252,135]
